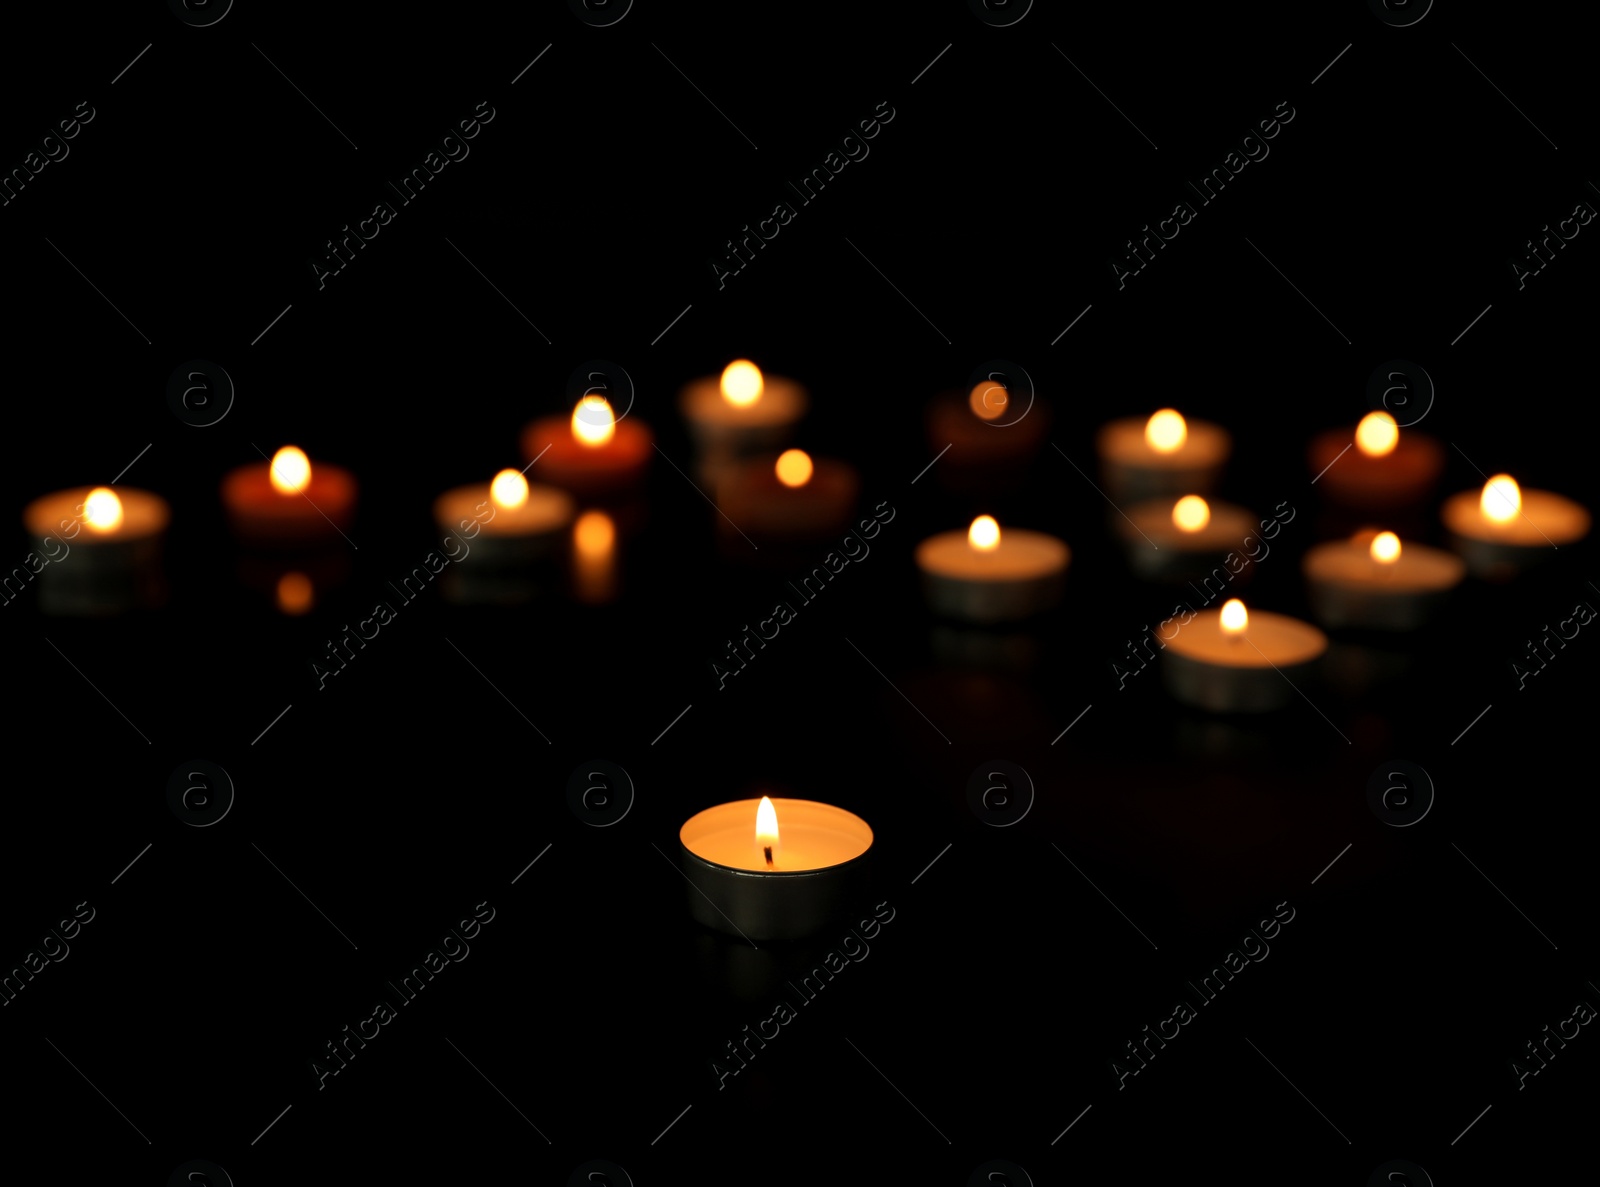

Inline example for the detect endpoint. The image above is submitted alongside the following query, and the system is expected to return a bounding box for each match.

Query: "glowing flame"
[1172,495,1210,532]
[1370,531,1401,564]
[270,446,311,495]
[968,515,1001,551]
[968,380,1008,421]
[775,449,813,488]
[1481,474,1521,524]
[574,509,615,557]
[756,795,780,865]
[572,395,616,447]
[720,359,764,408]
[276,571,313,615]
[1220,598,1248,636]
[1355,411,1399,458]
[490,468,529,510]
[1145,409,1187,453]
[83,487,123,533]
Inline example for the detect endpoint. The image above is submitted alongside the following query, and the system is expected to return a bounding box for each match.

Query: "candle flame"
[1355,411,1399,458]
[1481,473,1521,523]
[574,508,615,556]
[83,487,123,532]
[720,359,764,408]
[1220,598,1248,636]
[1370,531,1401,564]
[775,449,813,488]
[276,571,313,615]
[968,379,1008,421]
[968,515,1000,551]
[1145,409,1187,453]
[490,468,529,510]
[1172,495,1210,532]
[756,795,780,853]
[571,395,616,447]
[270,446,311,495]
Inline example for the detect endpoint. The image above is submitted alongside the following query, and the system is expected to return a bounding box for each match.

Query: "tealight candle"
[715,449,859,543]
[1116,494,1259,582]
[925,380,1049,484]
[1307,411,1444,508]
[433,469,574,603]
[521,396,652,498]
[22,485,170,614]
[679,359,808,459]
[1442,473,1590,579]
[916,516,1069,623]
[1161,597,1328,712]
[679,796,873,941]
[221,446,357,547]
[1303,529,1465,630]
[1097,409,1231,504]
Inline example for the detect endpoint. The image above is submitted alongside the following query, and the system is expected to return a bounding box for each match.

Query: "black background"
[1,2,1596,1183]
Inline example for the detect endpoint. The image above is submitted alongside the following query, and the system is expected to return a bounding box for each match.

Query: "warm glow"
[1481,474,1521,523]
[277,571,313,615]
[775,449,813,488]
[571,395,617,447]
[1145,409,1187,453]
[755,795,780,863]
[720,359,764,407]
[1220,598,1248,636]
[83,487,123,532]
[574,509,615,556]
[1370,531,1401,564]
[968,515,1001,551]
[490,468,529,510]
[1355,411,1399,458]
[270,446,311,495]
[1172,495,1210,532]
[968,380,1008,421]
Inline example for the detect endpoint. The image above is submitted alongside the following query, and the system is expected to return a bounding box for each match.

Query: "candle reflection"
[572,509,617,603]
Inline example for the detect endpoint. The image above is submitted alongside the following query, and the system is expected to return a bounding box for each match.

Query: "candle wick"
[763,845,773,868]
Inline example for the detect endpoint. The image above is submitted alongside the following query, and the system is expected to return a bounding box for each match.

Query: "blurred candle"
[1115,493,1260,582]
[1307,411,1444,508]
[916,515,1069,622]
[1161,597,1327,711]
[715,448,858,543]
[1442,473,1590,579]
[679,360,808,458]
[522,396,652,497]
[23,485,170,614]
[276,571,315,616]
[1097,409,1230,503]
[1303,529,1465,629]
[221,446,357,547]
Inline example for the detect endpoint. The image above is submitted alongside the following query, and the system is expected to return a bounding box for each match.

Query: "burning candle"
[1442,473,1590,579]
[220,446,357,547]
[1161,597,1328,712]
[1307,411,1444,508]
[1303,529,1465,630]
[22,485,170,614]
[714,449,859,544]
[916,515,1069,623]
[924,378,1049,488]
[679,359,808,459]
[276,571,315,616]
[1097,409,1231,504]
[521,396,652,498]
[679,796,873,940]
[571,509,618,604]
[433,469,574,602]
[1116,494,1260,582]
